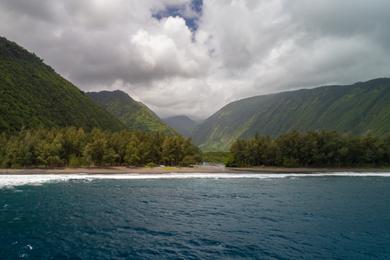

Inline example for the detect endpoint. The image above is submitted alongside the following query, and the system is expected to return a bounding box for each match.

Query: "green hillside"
[0,36,125,132]
[87,90,176,135]
[164,115,199,137]
[193,78,390,151]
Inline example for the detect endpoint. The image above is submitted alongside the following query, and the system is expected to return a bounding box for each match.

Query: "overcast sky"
[1,0,389,119]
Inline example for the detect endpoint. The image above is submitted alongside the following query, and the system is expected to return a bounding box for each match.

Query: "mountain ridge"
[87,90,176,134]
[163,115,199,137]
[0,36,125,132]
[193,78,390,151]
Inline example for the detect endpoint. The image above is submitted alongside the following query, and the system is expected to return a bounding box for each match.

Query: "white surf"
[0,172,390,188]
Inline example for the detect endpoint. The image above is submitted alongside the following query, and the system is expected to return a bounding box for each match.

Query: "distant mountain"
[0,36,125,133]
[193,78,390,151]
[164,115,199,137]
[87,90,175,134]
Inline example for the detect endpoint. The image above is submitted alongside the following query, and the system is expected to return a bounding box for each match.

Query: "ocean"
[0,173,390,259]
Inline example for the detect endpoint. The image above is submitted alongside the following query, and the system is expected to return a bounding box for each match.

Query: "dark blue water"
[1,177,390,259]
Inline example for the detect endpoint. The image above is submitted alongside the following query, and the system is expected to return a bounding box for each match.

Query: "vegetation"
[202,152,230,164]
[88,90,175,135]
[164,115,199,137]
[193,78,390,151]
[0,36,125,133]
[227,131,390,168]
[0,128,201,168]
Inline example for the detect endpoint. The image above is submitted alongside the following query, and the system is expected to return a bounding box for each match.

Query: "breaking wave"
[0,172,389,188]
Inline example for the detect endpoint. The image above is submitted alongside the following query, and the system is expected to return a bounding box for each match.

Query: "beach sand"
[0,165,389,175]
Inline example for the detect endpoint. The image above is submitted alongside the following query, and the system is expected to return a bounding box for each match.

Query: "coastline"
[0,165,231,175]
[0,165,389,175]
[231,166,390,173]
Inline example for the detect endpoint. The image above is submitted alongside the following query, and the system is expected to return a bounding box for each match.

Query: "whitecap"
[0,172,389,188]
[0,175,90,189]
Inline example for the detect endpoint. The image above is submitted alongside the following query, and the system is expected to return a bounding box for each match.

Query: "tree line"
[227,131,390,167]
[0,128,201,168]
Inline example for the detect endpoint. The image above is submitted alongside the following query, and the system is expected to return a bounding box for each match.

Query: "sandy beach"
[0,165,389,175]
[0,165,230,175]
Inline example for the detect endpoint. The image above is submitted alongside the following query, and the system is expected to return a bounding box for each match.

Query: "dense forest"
[227,131,390,167]
[87,90,175,135]
[0,36,125,133]
[0,128,201,168]
[193,78,390,151]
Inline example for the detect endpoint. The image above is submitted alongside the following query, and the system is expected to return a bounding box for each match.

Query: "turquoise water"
[1,175,390,259]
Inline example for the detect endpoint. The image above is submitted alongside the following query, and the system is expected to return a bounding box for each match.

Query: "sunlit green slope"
[193,78,390,151]
[0,36,125,132]
[88,90,176,135]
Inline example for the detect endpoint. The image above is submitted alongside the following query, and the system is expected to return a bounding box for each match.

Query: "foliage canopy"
[227,131,390,168]
[0,36,125,133]
[0,128,201,168]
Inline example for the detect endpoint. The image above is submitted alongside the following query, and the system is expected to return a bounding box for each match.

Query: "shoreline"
[0,166,389,175]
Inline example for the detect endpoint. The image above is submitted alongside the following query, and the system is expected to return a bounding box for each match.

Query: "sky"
[1,0,390,119]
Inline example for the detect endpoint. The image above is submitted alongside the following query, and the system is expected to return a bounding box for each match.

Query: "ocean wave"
[0,172,389,188]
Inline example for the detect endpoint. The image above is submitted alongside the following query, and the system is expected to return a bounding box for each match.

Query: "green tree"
[228,131,390,168]
[0,133,8,167]
[0,127,202,168]
[124,136,142,166]
[36,132,64,167]
[83,129,118,166]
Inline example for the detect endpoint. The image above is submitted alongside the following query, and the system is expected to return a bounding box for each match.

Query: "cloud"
[130,17,209,82]
[0,0,389,118]
[198,0,390,101]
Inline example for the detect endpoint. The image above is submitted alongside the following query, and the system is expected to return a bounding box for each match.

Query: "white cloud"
[130,17,209,81]
[0,0,389,118]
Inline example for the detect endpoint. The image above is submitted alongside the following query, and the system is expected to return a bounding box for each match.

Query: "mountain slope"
[87,90,175,134]
[0,36,125,132]
[193,78,390,151]
[164,115,199,137]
